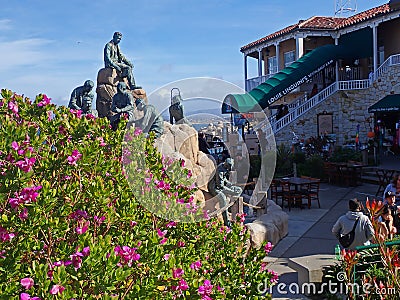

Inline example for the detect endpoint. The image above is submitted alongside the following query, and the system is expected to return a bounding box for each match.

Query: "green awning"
[368,94,400,113]
[222,27,373,114]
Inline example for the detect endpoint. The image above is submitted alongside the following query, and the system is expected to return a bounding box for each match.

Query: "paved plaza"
[264,155,400,299]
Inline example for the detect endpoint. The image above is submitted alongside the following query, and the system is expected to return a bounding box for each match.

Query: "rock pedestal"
[96,67,147,118]
[245,200,289,248]
[154,122,216,203]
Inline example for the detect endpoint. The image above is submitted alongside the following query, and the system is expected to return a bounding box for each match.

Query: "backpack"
[339,218,359,248]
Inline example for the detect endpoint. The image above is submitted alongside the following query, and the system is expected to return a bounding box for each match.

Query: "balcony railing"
[338,80,370,90]
[245,74,274,91]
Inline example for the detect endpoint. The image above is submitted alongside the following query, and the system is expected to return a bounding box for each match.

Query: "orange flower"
[341,249,358,265]
[366,198,384,218]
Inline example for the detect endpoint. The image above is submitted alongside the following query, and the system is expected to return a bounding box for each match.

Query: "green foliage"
[249,155,261,179]
[274,144,293,177]
[0,90,275,299]
[328,147,361,163]
[297,155,325,179]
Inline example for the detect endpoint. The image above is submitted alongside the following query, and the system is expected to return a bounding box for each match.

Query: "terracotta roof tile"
[338,4,390,28]
[299,16,346,29]
[241,3,394,52]
[240,23,298,51]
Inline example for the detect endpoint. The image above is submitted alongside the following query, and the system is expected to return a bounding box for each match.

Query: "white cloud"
[0,38,52,70]
[0,19,12,31]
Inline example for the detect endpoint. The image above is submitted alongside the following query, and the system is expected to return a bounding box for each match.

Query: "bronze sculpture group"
[69,32,163,136]
[68,32,240,226]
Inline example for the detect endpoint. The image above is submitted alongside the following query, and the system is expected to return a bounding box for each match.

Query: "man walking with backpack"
[332,199,374,250]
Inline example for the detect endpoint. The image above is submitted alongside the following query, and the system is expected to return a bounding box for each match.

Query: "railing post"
[230,196,239,221]
[256,192,267,217]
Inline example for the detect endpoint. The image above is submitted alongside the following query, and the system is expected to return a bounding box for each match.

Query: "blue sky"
[0,0,386,109]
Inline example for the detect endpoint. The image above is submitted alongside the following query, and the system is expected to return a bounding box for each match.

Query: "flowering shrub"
[0,89,276,299]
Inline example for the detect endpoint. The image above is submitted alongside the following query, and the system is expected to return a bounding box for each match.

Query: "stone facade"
[274,65,400,147]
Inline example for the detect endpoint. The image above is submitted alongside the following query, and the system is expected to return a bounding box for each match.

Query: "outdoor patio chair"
[281,181,303,211]
[270,179,283,205]
[302,177,321,209]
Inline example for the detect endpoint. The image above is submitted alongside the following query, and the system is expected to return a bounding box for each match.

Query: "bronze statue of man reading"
[104,32,140,90]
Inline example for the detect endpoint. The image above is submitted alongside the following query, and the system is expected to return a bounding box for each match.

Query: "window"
[268,56,277,74]
[284,50,295,67]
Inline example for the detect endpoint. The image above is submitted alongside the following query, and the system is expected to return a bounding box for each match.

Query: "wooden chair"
[281,181,303,211]
[303,178,321,209]
[323,162,340,184]
[270,179,283,204]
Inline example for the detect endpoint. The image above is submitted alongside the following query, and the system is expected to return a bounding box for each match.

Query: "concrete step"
[288,254,336,287]
[263,257,312,300]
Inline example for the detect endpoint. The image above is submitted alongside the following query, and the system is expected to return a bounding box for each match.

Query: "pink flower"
[198,279,213,296]
[20,293,40,300]
[11,141,19,151]
[134,127,142,136]
[20,293,30,300]
[19,207,28,220]
[163,254,170,261]
[264,242,273,254]
[69,109,82,118]
[20,277,34,289]
[178,279,189,291]
[144,177,152,185]
[8,101,18,115]
[268,269,279,284]
[94,215,105,225]
[70,253,82,271]
[15,157,36,172]
[190,260,202,271]
[49,284,65,295]
[157,229,167,238]
[76,220,90,234]
[96,137,106,146]
[236,213,246,223]
[85,113,96,120]
[259,262,268,272]
[172,268,184,279]
[37,94,51,107]
[0,226,15,242]
[160,238,168,245]
[166,221,176,228]
[67,149,82,165]
[114,245,140,267]
[82,246,90,257]
[177,241,185,247]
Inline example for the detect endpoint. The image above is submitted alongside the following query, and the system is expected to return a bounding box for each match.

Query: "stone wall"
[274,65,400,147]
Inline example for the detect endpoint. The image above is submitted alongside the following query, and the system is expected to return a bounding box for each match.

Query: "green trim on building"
[368,94,400,113]
[222,27,373,114]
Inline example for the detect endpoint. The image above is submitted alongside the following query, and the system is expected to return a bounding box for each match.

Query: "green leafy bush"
[328,147,361,163]
[0,90,276,299]
[274,144,293,178]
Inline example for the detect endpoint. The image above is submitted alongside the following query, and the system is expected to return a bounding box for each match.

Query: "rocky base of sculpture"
[96,67,147,118]
[245,200,289,248]
[154,122,216,204]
